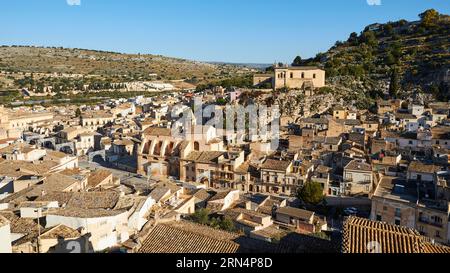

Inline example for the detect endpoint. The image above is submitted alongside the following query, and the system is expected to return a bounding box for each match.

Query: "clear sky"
[0,0,448,63]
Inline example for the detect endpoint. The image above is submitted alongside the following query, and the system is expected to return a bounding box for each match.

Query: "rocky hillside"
[300,9,450,106]
[0,46,245,87]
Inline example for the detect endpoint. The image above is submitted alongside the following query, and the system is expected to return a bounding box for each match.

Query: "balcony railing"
[418,218,443,228]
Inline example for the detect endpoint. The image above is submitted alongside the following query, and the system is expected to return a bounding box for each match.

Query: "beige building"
[371,176,450,245]
[180,150,246,191]
[137,126,225,178]
[0,106,53,139]
[80,111,114,130]
[0,215,11,253]
[342,160,373,196]
[253,66,325,90]
[137,127,185,178]
[251,158,311,196]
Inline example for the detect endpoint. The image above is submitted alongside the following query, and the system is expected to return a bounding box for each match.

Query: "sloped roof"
[342,217,450,253]
[39,224,80,240]
[408,161,441,174]
[87,170,112,188]
[261,159,291,171]
[184,151,225,164]
[138,222,240,253]
[276,206,314,221]
[143,127,172,136]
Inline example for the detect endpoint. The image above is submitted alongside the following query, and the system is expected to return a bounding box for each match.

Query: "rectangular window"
[290,72,293,78]
[313,74,316,79]
[395,219,401,226]
[376,215,382,221]
[395,208,401,218]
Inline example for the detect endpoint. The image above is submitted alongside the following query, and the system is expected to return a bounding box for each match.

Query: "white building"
[0,215,12,253]
[45,209,129,252]
[114,196,155,233]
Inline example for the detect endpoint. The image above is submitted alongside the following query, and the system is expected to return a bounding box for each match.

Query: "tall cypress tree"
[389,67,400,99]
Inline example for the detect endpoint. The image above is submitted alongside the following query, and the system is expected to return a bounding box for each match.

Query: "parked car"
[344,207,358,216]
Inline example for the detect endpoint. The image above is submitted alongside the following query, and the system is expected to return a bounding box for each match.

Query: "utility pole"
[35,208,42,254]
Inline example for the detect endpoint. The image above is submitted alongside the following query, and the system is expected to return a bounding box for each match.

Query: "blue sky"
[0,0,448,63]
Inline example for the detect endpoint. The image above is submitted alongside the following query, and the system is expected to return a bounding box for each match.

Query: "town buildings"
[1,68,450,253]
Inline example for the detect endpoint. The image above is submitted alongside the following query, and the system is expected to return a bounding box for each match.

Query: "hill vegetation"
[295,9,449,105]
[0,45,248,92]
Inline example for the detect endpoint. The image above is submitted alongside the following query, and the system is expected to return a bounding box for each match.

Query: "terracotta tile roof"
[276,206,314,221]
[209,190,232,202]
[143,127,172,137]
[261,159,291,171]
[422,242,450,254]
[342,217,450,253]
[0,211,43,245]
[235,162,250,174]
[87,170,112,188]
[45,150,68,159]
[184,151,225,164]
[408,161,441,174]
[46,207,126,218]
[193,189,212,201]
[1,173,80,207]
[39,224,80,240]
[138,221,240,253]
[432,126,450,139]
[0,160,56,177]
[43,173,80,192]
[345,160,372,172]
[66,191,120,210]
[36,192,74,206]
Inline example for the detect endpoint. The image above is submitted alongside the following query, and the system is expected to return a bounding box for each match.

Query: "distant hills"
[0,46,244,85]
[208,62,271,69]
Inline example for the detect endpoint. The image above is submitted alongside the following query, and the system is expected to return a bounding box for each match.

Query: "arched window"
[194,142,200,151]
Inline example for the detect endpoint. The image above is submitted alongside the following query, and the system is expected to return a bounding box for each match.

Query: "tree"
[192,208,210,225]
[385,52,396,66]
[384,24,394,36]
[297,182,325,205]
[389,67,400,99]
[334,40,344,47]
[360,31,378,48]
[419,9,440,29]
[219,217,235,232]
[347,32,359,45]
[292,56,302,66]
[75,108,82,118]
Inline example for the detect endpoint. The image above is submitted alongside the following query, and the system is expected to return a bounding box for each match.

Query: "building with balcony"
[371,176,450,245]
[342,160,373,196]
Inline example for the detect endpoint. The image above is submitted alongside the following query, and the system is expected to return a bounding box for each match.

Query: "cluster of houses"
[0,69,450,253]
